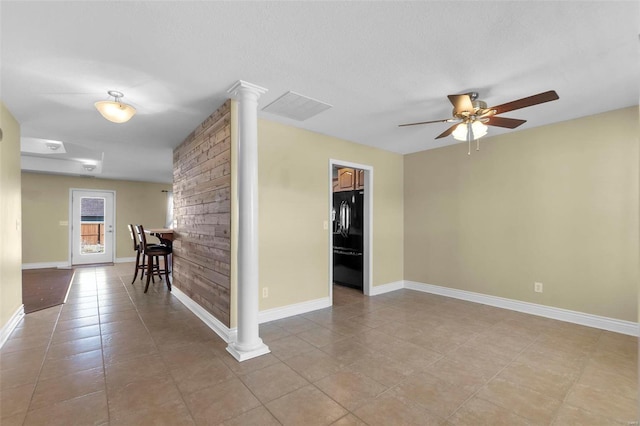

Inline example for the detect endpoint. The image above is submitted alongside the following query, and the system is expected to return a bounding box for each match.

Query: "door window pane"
[80,197,105,254]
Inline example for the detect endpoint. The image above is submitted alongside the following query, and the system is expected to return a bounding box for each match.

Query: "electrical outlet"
[263,287,268,298]
[323,220,328,230]
[534,282,543,293]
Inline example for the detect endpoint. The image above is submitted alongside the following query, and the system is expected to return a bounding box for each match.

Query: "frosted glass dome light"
[452,120,488,141]
[95,90,136,123]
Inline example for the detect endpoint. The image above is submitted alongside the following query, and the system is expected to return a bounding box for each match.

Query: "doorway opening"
[69,189,115,266]
[329,160,373,303]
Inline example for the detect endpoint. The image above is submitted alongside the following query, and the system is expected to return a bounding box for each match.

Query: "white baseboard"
[22,262,68,270]
[370,280,405,296]
[22,259,134,269]
[171,286,236,343]
[258,297,332,324]
[0,305,25,349]
[171,288,332,343]
[404,280,639,337]
[171,278,637,340]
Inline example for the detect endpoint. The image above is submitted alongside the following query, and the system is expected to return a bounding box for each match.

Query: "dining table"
[145,228,174,247]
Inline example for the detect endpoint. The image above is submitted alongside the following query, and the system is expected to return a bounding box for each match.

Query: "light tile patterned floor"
[0,263,637,425]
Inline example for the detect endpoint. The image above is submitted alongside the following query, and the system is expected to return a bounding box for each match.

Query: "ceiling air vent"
[262,91,332,121]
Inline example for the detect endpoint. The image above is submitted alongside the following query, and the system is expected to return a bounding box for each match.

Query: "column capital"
[227,80,268,100]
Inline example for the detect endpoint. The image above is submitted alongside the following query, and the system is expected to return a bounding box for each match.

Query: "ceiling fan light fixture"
[399,90,558,152]
[95,90,136,123]
[452,120,487,142]
[452,123,467,141]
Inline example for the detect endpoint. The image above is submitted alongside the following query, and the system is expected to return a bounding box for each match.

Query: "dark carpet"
[22,268,75,314]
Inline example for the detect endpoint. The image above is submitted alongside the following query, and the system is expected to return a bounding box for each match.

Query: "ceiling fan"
[399,90,559,153]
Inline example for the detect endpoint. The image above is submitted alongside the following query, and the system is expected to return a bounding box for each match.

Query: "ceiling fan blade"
[398,118,452,127]
[447,94,473,114]
[485,116,527,129]
[435,123,459,139]
[489,90,559,115]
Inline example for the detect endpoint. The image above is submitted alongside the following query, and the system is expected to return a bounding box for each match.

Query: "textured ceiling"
[2,1,638,183]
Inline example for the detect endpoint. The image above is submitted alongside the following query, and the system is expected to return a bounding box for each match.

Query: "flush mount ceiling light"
[21,137,67,154]
[95,90,136,123]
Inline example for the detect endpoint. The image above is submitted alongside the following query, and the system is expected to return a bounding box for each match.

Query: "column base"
[226,341,270,362]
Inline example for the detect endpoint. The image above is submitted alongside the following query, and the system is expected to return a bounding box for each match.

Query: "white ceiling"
[2,1,638,184]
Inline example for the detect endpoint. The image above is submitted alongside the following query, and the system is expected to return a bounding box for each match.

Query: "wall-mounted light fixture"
[95,90,136,123]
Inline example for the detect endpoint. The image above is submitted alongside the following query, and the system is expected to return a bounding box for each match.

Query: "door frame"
[328,159,374,300]
[68,189,116,266]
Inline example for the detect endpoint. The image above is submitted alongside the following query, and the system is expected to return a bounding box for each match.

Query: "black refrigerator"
[332,190,364,290]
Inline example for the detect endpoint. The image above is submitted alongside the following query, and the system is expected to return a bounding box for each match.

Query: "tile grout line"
[20,278,72,422]
[243,299,390,425]
[293,295,445,424]
[546,329,604,425]
[118,269,201,425]
[94,267,114,426]
[443,325,544,423]
[10,269,632,425]
[346,308,493,423]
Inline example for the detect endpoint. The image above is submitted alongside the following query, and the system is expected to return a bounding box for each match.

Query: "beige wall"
[22,173,171,264]
[0,102,23,329]
[404,107,638,322]
[257,119,404,310]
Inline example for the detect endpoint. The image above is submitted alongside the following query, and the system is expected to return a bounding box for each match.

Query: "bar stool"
[134,225,172,293]
[128,224,147,284]
[129,224,164,284]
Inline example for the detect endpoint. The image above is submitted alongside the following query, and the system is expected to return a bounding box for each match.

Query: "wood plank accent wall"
[172,100,232,327]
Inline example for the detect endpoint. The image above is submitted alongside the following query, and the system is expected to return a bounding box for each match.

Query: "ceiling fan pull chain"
[467,123,472,155]
[477,137,480,151]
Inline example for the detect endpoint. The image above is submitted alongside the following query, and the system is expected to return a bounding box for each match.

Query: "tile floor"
[0,263,637,425]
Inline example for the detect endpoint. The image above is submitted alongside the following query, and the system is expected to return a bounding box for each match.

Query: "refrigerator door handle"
[342,201,349,237]
[345,203,351,235]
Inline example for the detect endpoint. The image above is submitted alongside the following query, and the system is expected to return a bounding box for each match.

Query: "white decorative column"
[226,80,270,361]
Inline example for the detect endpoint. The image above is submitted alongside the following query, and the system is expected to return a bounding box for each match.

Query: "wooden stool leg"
[140,255,146,281]
[144,255,153,293]
[131,249,140,284]
[164,254,171,291]
[151,255,156,283]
